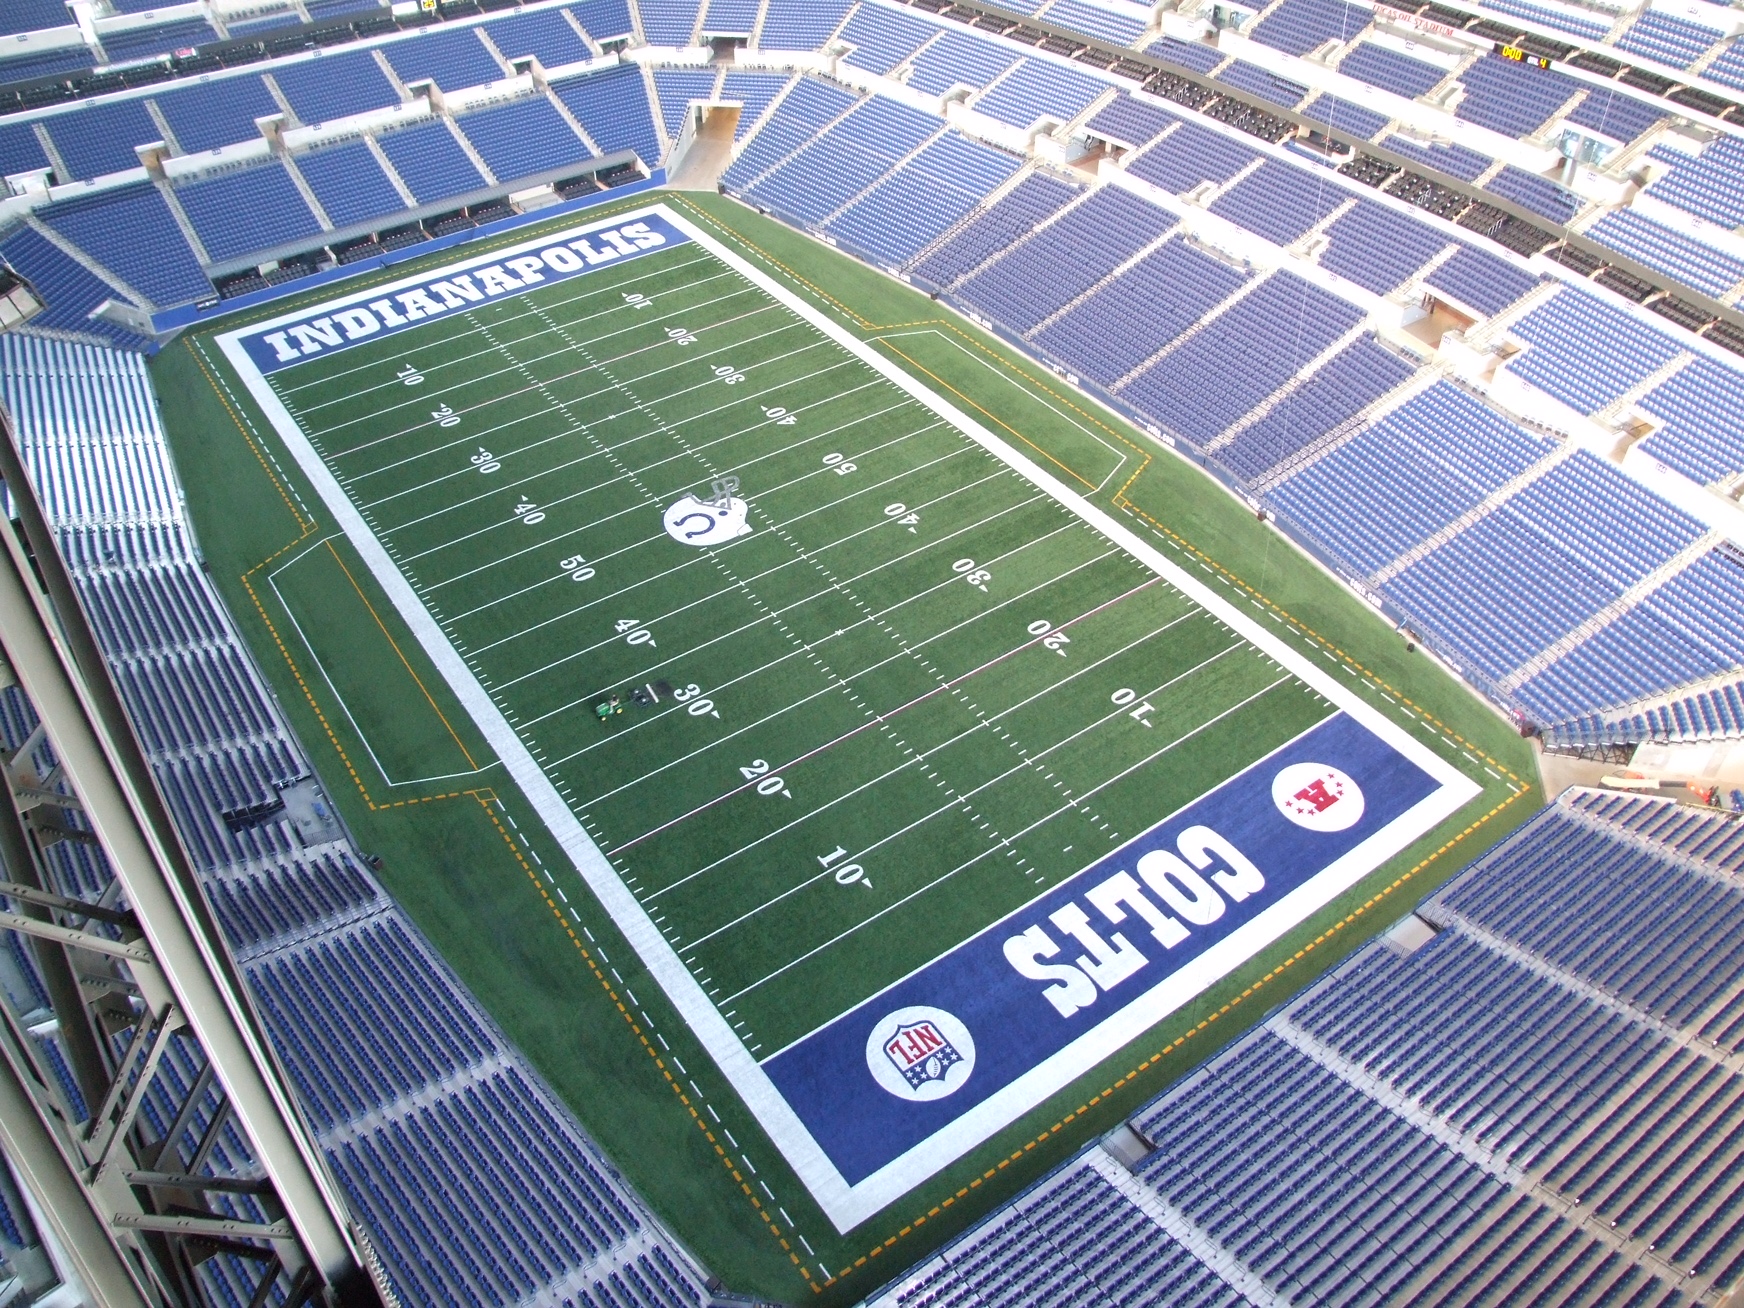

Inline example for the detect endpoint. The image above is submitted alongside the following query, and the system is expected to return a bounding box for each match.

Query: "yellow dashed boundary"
[474,793,824,1292]
[192,194,1536,1298]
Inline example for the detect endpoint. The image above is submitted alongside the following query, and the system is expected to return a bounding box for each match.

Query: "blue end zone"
[764,711,1440,1185]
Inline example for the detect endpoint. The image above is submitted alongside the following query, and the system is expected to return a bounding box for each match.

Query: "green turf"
[260,231,1338,1053]
[152,189,1542,1306]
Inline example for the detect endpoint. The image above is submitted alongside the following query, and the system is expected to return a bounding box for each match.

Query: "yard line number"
[817,845,872,890]
[739,758,792,799]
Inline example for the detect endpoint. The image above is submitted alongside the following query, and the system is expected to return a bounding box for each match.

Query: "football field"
[219,203,1478,1230]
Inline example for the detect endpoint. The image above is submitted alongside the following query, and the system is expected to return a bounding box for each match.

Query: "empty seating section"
[40,184,212,306]
[1139,1033,1509,1299]
[1320,199,1451,293]
[153,76,281,154]
[1424,244,1538,315]
[1338,41,1447,98]
[484,8,593,70]
[1517,591,1738,724]
[1455,54,1576,137]
[1484,163,1580,223]
[1377,131,1491,181]
[1434,799,1744,1045]
[551,63,661,167]
[0,225,146,349]
[653,69,718,138]
[905,29,1020,96]
[719,71,790,139]
[1127,120,1259,194]
[1274,380,1541,573]
[1509,287,1684,414]
[569,0,635,42]
[1209,159,1350,245]
[1482,0,1609,38]
[721,77,858,190]
[1588,208,1744,299]
[1085,93,1178,148]
[1617,10,1723,69]
[0,334,709,1308]
[1649,137,1744,229]
[1034,236,1248,386]
[757,0,852,50]
[1251,0,1373,57]
[1707,42,1744,92]
[272,50,400,125]
[0,48,92,87]
[42,98,160,180]
[1640,356,1744,486]
[874,1160,1252,1307]
[101,20,219,66]
[958,186,1175,332]
[382,26,504,90]
[456,96,592,183]
[839,4,939,74]
[1214,58,1308,109]
[0,120,50,178]
[296,140,406,229]
[376,118,486,203]
[826,133,1021,265]
[973,57,1109,128]
[1217,334,1414,480]
[1508,451,1706,588]
[1122,272,1362,443]
[1,0,75,35]
[909,171,1081,285]
[1038,0,1146,45]
[1387,515,1623,681]
[1147,34,1227,74]
[1300,92,1390,140]
[175,161,322,261]
[1567,87,1666,145]
[701,0,760,35]
[639,0,702,44]
[744,95,940,226]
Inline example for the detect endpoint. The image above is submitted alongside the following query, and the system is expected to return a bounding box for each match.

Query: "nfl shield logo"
[866,1006,977,1102]
[883,1020,963,1091]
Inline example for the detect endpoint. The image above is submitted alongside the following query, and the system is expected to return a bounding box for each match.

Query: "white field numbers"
[1110,686,1157,726]
[672,682,719,720]
[714,364,745,384]
[952,558,991,592]
[739,758,793,798]
[885,503,920,533]
[1028,618,1070,657]
[817,844,873,890]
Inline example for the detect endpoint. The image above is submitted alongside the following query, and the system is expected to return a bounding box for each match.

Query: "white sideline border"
[218,201,1482,1233]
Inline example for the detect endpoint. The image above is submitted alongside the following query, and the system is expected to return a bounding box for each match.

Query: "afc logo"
[865,1006,976,1102]
[1271,762,1365,832]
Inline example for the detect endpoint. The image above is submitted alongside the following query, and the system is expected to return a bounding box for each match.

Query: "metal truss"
[0,417,384,1308]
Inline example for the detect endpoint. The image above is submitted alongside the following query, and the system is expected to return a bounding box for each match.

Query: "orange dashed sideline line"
[472,792,824,1295]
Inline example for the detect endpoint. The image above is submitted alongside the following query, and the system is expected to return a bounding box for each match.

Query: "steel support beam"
[0,420,378,1304]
